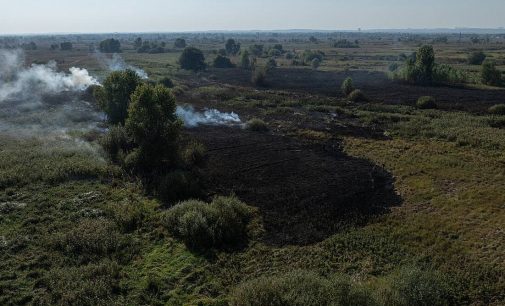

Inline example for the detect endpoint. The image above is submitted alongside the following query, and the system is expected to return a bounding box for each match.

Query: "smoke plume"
[0,49,102,137]
[95,52,148,79]
[176,105,241,128]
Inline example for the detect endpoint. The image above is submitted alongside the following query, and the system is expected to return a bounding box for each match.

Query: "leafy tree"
[468,51,486,65]
[341,77,354,96]
[99,38,121,53]
[133,37,142,49]
[94,70,140,124]
[125,84,182,173]
[225,39,241,55]
[249,44,264,56]
[179,47,206,71]
[240,50,251,69]
[174,38,186,49]
[481,60,502,86]
[60,42,73,51]
[415,45,435,83]
[213,55,235,68]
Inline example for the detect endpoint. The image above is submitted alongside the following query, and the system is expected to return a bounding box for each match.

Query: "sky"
[0,0,504,34]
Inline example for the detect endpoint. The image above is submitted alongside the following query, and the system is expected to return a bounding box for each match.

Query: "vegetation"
[416,96,437,109]
[94,70,140,124]
[225,39,241,55]
[179,47,206,71]
[213,55,235,68]
[333,39,359,48]
[481,60,503,86]
[59,41,73,50]
[99,38,121,53]
[245,118,268,132]
[348,89,368,102]
[161,196,254,249]
[488,104,505,115]
[240,50,251,69]
[341,77,355,96]
[174,38,187,49]
[468,51,486,65]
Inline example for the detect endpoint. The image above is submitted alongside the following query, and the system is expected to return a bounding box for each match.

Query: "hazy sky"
[1,0,504,34]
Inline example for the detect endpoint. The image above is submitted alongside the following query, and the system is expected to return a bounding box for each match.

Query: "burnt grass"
[186,126,400,246]
[192,68,505,113]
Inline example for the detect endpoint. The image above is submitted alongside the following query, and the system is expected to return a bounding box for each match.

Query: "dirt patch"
[186,126,400,246]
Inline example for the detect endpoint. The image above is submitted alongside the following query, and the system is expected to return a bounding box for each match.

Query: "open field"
[1,32,505,305]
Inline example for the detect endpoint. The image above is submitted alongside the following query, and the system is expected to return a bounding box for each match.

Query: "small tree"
[174,38,186,49]
[125,84,182,172]
[468,51,486,65]
[481,60,502,86]
[133,37,142,49]
[311,58,321,69]
[213,55,235,68]
[240,50,251,69]
[99,38,121,53]
[94,70,140,124]
[225,39,241,55]
[179,47,206,71]
[341,77,354,96]
[415,45,435,83]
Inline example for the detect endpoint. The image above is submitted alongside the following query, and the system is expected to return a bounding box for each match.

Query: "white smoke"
[95,52,148,79]
[0,49,103,137]
[0,49,99,102]
[176,105,241,128]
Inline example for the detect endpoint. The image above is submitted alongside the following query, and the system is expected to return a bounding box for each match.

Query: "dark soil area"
[190,68,505,113]
[186,125,400,246]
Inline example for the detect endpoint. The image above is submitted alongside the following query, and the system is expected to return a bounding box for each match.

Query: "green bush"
[240,50,251,69]
[245,118,268,132]
[231,271,376,306]
[488,104,505,115]
[416,96,437,109]
[157,170,201,203]
[179,47,206,71]
[348,89,369,102]
[341,77,355,96]
[161,196,254,249]
[468,51,486,65]
[252,68,267,87]
[158,77,174,88]
[481,60,502,86]
[181,140,206,167]
[213,55,235,68]
[266,58,277,70]
[99,125,131,164]
[311,58,321,69]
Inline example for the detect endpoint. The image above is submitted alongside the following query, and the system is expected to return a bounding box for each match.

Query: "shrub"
[311,58,321,69]
[174,38,186,49]
[231,271,376,306]
[468,51,486,65]
[433,64,467,84]
[240,50,251,69]
[481,60,502,86]
[99,38,121,53]
[245,118,268,132]
[348,89,368,102]
[161,196,254,249]
[181,140,206,167]
[60,42,73,50]
[333,39,359,48]
[266,58,277,70]
[416,96,437,109]
[488,104,505,115]
[213,55,235,68]
[157,170,201,203]
[225,39,241,55]
[158,77,174,88]
[99,125,131,164]
[93,69,141,124]
[383,267,456,306]
[252,68,267,87]
[341,77,355,96]
[303,50,324,64]
[179,47,206,71]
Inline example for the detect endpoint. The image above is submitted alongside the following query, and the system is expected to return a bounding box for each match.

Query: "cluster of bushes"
[481,60,503,86]
[231,268,459,306]
[179,47,206,71]
[99,38,121,53]
[213,54,235,68]
[60,42,73,51]
[341,77,368,102]
[245,118,268,132]
[95,70,204,203]
[137,40,166,54]
[468,51,486,65]
[303,50,325,65]
[161,196,254,250]
[333,39,360,48]
[416,96,437,109]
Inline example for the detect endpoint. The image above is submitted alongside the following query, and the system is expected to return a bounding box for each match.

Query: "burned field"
[187,125,399,245]
[1,32,505,305]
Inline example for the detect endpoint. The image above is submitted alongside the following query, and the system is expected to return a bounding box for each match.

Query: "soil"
[186,125,400,246]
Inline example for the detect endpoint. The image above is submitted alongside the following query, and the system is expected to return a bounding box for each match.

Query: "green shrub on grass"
[341,77,355,96]
[245,118,269,132]
[231,270,376,306]
[161,196,254,249]
[416,96,437,109]
[348,89,369,102]
[99,125,131,164]
[488,104,505,115]
[181,140,206,167]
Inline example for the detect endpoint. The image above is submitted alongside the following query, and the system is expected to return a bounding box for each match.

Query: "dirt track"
[186,126,400,246]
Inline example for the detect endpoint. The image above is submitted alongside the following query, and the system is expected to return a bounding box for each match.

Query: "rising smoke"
[176,105,241,128]
[95,52,148,79]
[0,49,102,138]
